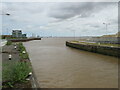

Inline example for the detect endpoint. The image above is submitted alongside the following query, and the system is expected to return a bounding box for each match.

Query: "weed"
[6,41,12,45]
[18,42,29,59]
[2,61,31,87]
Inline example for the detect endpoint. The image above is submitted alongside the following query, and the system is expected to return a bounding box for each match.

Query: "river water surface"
[24,38,118,88]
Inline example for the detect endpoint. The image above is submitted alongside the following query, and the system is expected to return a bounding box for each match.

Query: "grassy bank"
[2,42,32,88]
[6,41,12,46]
[2,61,31,88]
[18,42,29,60]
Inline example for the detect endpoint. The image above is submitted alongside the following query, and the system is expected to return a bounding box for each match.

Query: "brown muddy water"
[23,38,118,88]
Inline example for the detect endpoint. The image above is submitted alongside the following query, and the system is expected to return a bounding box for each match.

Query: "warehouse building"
[12,30,26,38]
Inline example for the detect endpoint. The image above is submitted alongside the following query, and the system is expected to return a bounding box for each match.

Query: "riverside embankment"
[2,41,39,88]
[2,42,32,88]
[7,38,41,42]
[24,38,118,88]
[66,41,119,57]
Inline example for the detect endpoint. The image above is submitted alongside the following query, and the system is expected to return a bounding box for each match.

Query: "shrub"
[12,62,31,82]
[19,52,29,59]
[18,42,29,59]
[18,43,25,52]
[2,61,31,87]
[6,41,12,45]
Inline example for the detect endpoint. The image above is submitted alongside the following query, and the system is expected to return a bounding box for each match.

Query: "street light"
[71,29,76,40]
[103,23,110,35]
[0,13,10,16]
[5,13,10,16]
[0,13,10,35]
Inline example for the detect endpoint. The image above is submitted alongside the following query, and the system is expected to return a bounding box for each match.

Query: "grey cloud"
[109,19,118,24]
[91,25,100,28]
[2,2,45,14]
[48,2,116,20]
[84,23,100,28]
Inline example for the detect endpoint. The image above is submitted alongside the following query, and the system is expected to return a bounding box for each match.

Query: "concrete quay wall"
[8,38,41,42]
[66,41,119,57]
[88,37,119,44]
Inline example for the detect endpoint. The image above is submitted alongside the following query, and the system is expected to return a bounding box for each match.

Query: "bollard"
[22,51,26,54]
[14,45,17,49]
[26,72,32,81]
[9,54,12,60]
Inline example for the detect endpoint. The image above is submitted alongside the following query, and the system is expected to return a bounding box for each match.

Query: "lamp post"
[103,23,110,35]
[71,30,75,40]
[0,13,10,16]
[5,13,10,16]
[79,32,81,40]
[1,13,10,35]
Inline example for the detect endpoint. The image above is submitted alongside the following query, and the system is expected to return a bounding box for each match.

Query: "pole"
[106,24,107,35]
[103,23,110,35]
[72,30,75,40]
[7,28,8,35]
[74,30,75,40]
[79,33,81,41]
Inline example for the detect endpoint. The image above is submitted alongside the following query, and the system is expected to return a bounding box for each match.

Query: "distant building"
[12,30,27,38]
[12,30,22,38]
[22,34,27,38]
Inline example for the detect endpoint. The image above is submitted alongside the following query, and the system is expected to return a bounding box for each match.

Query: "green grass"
[2,42,31,88]
[19,52,29,59]
[18,42,29,59]
[18,43,26,52]
[2,61,31,88]
[6,41,12,45]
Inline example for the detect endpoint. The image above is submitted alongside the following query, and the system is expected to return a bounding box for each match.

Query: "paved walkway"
[2,44,33,88]
[2,44,20,63]
[2,44,20,83]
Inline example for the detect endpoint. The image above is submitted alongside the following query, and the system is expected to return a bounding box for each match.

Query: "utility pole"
[0,13,10,35]
[71,30,75,40]
[6,28,8,35]
[103,23,110,35]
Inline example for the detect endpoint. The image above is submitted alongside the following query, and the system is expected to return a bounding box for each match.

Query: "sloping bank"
[2,41,40,89]
[66,41,119,57]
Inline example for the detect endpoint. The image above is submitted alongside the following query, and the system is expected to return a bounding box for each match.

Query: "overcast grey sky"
[1,2,118,37]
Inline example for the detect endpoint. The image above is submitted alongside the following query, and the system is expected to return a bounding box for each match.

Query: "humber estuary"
[24,38,118,88]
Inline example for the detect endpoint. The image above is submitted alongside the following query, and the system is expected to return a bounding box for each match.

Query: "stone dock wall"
[66,41,119,57]
[8,38,41,42]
